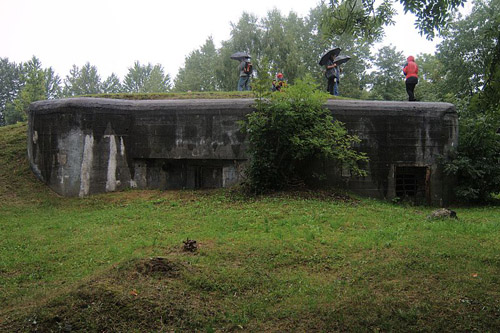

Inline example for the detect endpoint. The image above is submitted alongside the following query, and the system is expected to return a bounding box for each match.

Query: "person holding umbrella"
[326,55,342,96]
[319,47,341,96]
[238,57,253,91]
[231,52,253,91]
[330,55,351,96]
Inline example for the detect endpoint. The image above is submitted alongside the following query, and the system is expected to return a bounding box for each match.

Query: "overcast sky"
[1,0,461,81]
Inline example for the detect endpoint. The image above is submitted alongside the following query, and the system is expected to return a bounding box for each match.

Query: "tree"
[398,0,466,38]
[368,45,406,100]
[101,73,123,94]
[322,0,396,42]
[437,0,500,202]
[123,61,171,93]
[215,13,263,91]
[3,102,24,125]
[44,67,62,100]
[173,6,376,94]
[174,37,218,92]
[443,115,500,202]
[310,3,376,98]
[259,10,295,83]
[0,58,23,126]
[143,64,171,93]
[4,56,46,124]
[323,0,466,41]
[123,61,145,93]
[214,40,243,91]
[413,53,448,102]
[437,0,500,103]
[63,63,102,96]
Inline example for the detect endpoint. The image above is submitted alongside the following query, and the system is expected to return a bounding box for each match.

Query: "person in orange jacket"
[403,55,418,101]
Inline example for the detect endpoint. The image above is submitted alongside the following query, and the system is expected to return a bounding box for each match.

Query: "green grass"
[1,123,499,332]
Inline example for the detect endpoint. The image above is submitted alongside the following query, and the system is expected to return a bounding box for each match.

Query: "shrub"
[443,110,500,203]
[242,76,367,193]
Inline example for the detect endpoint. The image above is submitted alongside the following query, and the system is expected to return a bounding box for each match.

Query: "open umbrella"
[333,55,351,66]
[318,47,341,66]
[230,51,250,61]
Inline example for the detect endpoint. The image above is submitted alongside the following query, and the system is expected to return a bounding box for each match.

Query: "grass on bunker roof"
[0,123,499,332]
[78,90,351,100]
[82,91,255,100]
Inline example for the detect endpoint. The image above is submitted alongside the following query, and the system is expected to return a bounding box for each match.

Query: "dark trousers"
[406,76,418,101]
[327,78,336,95]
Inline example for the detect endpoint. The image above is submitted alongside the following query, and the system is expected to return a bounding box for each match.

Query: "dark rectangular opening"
[134,158,226,190]
[193,165,223,189]
[395,166,429,203]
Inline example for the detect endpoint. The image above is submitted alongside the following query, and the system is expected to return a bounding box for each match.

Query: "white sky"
[1,0,468,81]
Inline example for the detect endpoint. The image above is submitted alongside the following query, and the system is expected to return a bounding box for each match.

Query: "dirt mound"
[135,256,181,278]
[0,256,213,332]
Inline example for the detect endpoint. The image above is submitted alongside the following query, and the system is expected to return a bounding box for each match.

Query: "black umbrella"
[318,47,341,66]
[333,55,351,66]
[230,51,251,61]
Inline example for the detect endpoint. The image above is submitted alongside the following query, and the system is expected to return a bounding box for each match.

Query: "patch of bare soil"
[135,256,181,278]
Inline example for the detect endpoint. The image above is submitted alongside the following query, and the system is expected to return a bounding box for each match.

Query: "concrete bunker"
[28,98,458,205]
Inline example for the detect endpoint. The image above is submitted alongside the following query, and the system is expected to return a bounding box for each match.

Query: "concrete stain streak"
[105,135,117,192]
[79,134,94,197]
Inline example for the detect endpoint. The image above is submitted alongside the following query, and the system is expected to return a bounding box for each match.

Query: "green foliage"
[143,65,171,93]
[3,102,24,124]
[4,56,48,124]
[0,58,23,126]
[101,73,123,94]
[368,45,406,100]
[63,62,102,96]
[444,112,500,202]
[215,41,243,91]
[313,2,378,98]
[242,76,367,192]
[123,61,171,93]
[439,0,500,203]
[258,10,311,84]
[437,0,500,101]
[413,53,450,102]
[174,37,219,92]
[44,67,62,99]
[1,57,60,125]
[173,6,376,96]
[323,0,396,42]
[323,0,466,40]
[399,0,466,39]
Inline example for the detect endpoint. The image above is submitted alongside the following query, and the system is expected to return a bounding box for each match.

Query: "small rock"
[428,208,458,220]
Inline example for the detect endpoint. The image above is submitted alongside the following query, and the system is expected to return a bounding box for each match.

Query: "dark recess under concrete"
[28,97,457,205]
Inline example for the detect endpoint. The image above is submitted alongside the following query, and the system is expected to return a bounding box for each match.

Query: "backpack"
[243,61,253,75]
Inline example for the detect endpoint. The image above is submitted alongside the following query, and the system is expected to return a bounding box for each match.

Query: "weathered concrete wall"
[28,97,457,205]
[317,100,457,205]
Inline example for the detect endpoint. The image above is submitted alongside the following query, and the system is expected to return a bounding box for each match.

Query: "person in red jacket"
[403,55,418,101]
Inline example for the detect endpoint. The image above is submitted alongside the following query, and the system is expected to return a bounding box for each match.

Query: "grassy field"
[0,123,499,332]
